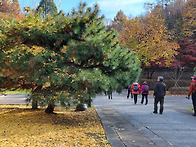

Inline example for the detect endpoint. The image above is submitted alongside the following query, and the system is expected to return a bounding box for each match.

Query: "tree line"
[110,0,195,79]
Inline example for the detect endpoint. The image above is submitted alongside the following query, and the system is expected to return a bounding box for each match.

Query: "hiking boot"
[160,110,163,114]
[153,111,157,114]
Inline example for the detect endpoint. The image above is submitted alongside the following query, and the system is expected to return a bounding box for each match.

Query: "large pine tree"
[0,2,141,113]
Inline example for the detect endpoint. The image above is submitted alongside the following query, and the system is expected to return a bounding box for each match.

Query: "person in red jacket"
[131,82,140,104]
[187,75,196,116]
[140,81,149,105]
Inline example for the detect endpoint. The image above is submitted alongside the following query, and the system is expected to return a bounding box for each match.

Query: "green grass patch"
[3,89,31,94]
[184,107,193,110]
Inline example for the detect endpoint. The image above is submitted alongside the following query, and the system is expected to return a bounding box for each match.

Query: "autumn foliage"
[0,105,110,146]
[182,0,196,37]
[0,0,23,19]
[177,37,196,69]
[119,9,179,67]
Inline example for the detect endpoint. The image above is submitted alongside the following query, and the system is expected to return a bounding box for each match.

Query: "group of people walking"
[127,81,150,105]
[127,76,166,114]
[127,75,196,116]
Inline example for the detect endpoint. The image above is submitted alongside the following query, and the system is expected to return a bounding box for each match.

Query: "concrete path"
[93,92,196,147]
[1,93,195,147]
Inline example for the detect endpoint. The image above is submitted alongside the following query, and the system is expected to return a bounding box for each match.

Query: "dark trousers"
[127,89,130,98]
[127,90,133,98]
[108,92,112,99]
[141,94,148,105]
[154,97,164,113]
[133,94,138,104]
[192,93,196,114]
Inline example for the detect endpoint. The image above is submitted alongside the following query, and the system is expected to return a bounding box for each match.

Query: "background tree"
[36,0,57,17]
[163,0,186,40]
[110,10,127,33]
[119,9,179,67]
[145,0,186,41]
[0,0,23,19]
[182,0,196,37]
[0,2,141,113]
[172,0,196,72]
[177,37,196,69]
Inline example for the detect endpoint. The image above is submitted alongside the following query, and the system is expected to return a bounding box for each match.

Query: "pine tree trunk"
[31,86,42,110]
[32,98,38,109]
[87,88,92,107]
[45,102,55,114]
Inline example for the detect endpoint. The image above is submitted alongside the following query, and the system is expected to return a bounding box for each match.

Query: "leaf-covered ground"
[0,105,111,146]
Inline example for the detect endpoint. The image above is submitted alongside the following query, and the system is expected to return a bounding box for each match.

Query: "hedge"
[168,87,189,95]
[141,79,191,90]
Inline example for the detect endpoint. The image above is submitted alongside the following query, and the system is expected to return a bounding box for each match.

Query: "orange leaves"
[0,105,110,146]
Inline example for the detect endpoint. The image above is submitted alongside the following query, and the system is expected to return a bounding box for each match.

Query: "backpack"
[143,85,149,93]
[133,84,138,91]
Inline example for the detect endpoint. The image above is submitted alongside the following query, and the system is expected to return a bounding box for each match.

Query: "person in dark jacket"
[153,76,166,114]
[187,75,196,116]
[127,84,133,99]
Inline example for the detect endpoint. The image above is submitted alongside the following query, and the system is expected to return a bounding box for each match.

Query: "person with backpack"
[153,76,166,114]
[131,82,140,104]
[187,75,196,116]
[140,81,149,105]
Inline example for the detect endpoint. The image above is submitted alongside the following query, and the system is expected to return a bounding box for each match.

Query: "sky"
[18,0,156,20]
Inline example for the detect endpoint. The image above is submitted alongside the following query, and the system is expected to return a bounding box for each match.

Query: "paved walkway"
[92,92,196,147]
[1,93,196,147]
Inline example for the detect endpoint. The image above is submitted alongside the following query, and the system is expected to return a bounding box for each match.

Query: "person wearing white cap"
[153,76,166,114]
[187,75,196,116]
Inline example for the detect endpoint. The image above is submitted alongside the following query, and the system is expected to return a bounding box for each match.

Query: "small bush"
[168,87,189,95]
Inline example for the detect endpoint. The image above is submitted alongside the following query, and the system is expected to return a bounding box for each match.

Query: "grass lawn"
[0,105,111,146]
[1,90,30,95]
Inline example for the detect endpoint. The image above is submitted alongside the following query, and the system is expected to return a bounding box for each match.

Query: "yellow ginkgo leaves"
[119,9,179,67]
[0,105,111,146]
